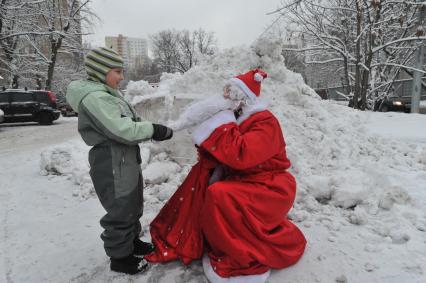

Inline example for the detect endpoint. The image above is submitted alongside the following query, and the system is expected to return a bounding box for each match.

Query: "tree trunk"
[360,0,383,110]
[343,56,352,96]
[45,37,63,91]
[11,75,18,88]
[354,1,363,109]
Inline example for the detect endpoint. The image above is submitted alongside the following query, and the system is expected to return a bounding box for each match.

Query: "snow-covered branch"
[267,0,423,110]
[266,0,302,15]
[3,0,47,10]
[0,31,64,41]
[306,58,345,64]
[371,62,426,74]
[0,0,94,90]
[373,36,426,53]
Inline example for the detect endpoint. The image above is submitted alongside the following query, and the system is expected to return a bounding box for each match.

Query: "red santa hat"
[229,69,268,101]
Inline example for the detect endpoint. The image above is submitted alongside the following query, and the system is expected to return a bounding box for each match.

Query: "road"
[0,117,199,283]
[0,117,105,283]
[0,117,79,155]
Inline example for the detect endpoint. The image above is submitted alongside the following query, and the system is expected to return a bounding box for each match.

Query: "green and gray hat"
[84,47,124,84]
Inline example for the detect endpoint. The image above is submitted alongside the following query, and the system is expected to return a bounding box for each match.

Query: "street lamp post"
[411,0,426,113]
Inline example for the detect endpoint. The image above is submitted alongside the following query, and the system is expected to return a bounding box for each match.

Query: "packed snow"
[1,39,425,283]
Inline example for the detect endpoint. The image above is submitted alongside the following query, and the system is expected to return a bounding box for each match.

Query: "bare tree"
[150,30,181,73]
[127,56,153,81]
[150,28,216,74]
[194,28,215,55]
[0,0,95,91]
[271,0,426,110]
[36,0,94,90]
[0,0,48,88]
[178,30,196,72]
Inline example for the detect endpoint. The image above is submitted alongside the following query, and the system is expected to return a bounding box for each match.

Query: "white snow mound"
[143,161,181,185]
[38,38,426,282]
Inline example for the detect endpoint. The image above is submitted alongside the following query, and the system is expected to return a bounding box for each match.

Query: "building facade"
[105,34,148,68]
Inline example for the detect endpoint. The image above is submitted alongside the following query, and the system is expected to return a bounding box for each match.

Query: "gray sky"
[86,0,281,49]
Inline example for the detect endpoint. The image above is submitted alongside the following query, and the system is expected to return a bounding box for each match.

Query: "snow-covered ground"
[1,42,426,283]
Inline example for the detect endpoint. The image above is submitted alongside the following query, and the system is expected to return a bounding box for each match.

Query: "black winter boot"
[133,238,155,256]
[110,254,148,275]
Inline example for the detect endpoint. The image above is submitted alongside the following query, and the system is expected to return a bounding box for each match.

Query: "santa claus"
[145,69,306,283]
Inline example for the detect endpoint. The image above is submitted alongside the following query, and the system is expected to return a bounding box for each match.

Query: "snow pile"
[124,39,426,282]
[125,80,156,104]
[140,142,184,185]
[143,161,181,184]
[39,140,184,201]
[40,147,76,176]
[37,39,426,282]
[39,141,93,199]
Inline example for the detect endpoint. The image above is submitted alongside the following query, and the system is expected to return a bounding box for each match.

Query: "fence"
[315,79,426,101]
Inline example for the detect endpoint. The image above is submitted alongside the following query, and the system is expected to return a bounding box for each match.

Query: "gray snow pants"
[88,142,143,259]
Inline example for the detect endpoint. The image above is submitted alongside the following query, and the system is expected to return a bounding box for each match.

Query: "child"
[66,47,173,274]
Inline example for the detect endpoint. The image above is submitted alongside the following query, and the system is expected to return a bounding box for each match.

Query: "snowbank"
[39,140,184,201]
[39,141,93,199]
[125,80,156,104]
[38,39,426,282]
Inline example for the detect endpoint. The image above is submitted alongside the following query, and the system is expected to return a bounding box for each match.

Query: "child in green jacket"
[67,47,172,275]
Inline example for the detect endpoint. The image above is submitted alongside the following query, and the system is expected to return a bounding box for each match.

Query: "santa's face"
[223,84,231,99]
[223,83,246,101]
[223,83,246,111]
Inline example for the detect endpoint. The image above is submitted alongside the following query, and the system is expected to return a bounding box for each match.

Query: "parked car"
[0,108,4,123]
[30,89,58,109]
[58,102,78,117]
[375,94,426,112]
[0,89,60,125]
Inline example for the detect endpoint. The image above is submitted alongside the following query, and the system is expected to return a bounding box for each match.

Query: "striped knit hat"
[84,47,124,84]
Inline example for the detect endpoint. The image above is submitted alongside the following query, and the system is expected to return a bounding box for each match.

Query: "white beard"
[168,95,241,131]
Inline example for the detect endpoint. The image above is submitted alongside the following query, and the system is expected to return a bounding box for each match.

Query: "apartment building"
[105,34,148,68]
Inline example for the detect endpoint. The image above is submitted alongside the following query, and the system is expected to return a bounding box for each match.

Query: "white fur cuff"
[202,254,271,283]
[192,110,236,146]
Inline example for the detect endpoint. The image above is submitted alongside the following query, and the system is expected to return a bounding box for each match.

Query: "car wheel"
[380,105,388,112]
[38,112,53,125]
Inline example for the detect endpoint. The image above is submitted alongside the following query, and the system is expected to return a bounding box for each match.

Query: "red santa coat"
[146,105,306,277]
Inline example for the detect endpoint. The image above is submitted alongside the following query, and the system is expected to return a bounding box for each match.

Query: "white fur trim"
[237,100,268,125]
[192,110,236,145]
[168,96,236,131]
[254,72,263,82]
[230,78,258,101]
[202,254,271,283]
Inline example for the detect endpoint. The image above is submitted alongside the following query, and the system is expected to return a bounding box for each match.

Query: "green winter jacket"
[66,80,154,145]
[66,80,153,199]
